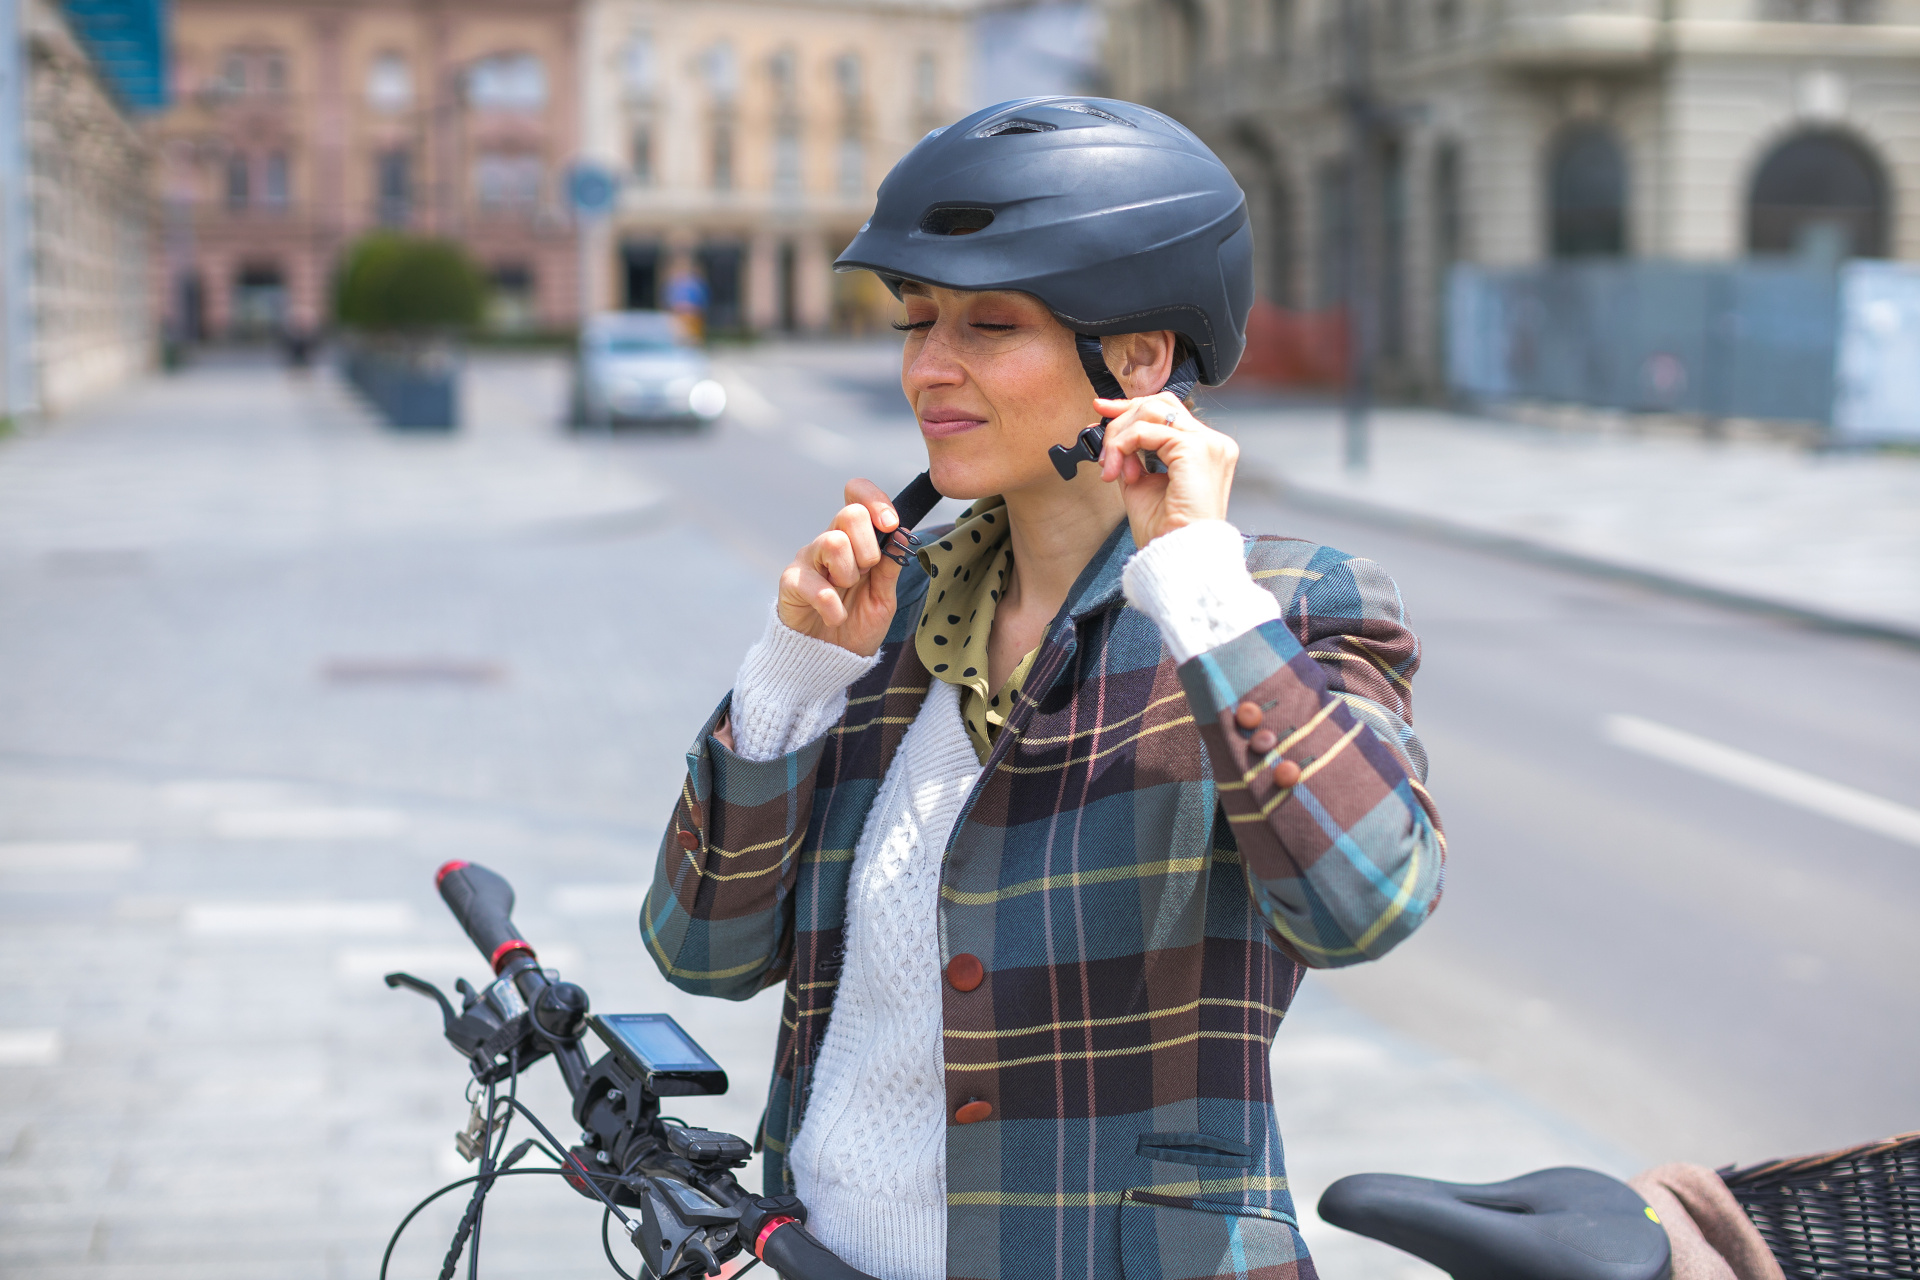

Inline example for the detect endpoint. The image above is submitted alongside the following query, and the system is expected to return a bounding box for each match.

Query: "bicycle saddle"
[1318,1167,1672,1280]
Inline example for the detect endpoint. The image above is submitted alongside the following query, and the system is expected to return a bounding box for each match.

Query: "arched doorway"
[1548,123,1628,257]
[1746,130,1887,260]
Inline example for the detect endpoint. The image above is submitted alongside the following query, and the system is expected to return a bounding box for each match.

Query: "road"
[0,345,1913,1279]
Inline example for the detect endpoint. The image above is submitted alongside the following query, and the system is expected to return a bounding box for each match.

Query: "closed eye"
[971,323,1017,332]
[891,319,935,332]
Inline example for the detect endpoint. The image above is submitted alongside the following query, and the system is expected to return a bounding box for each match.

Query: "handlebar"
[436,860,533,973]
[396,859,884,1280]
[759,1221,884,1280]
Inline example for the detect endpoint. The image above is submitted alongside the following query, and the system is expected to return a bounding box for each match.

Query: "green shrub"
[334,234,486,332]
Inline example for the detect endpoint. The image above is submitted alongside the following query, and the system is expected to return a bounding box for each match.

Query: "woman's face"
[897,284,1096,501]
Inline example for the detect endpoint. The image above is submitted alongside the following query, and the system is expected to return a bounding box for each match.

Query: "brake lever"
[385,971,458,1034]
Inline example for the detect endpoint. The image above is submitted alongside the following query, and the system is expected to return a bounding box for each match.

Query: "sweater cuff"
[728,607,881,761]
[1122,520,1282,665]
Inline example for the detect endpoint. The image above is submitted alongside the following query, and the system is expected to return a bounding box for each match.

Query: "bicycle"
[385,860,1917,1280]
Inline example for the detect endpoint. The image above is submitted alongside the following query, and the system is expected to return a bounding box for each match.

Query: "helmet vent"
[976,118,1056,138]
[920,206,996,236]
[1052,101,1133,126]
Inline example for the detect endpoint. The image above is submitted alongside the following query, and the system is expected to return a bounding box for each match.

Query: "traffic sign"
[567,163,618,219]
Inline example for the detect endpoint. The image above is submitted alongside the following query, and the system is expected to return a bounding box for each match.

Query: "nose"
[903,323,966,400]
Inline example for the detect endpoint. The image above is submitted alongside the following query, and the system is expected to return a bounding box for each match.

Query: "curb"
[1235,466,1920,653]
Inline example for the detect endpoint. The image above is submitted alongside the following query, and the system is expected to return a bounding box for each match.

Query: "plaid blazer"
[644,521,1445,1280]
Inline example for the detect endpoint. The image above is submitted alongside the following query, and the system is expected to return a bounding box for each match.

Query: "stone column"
[746,230,779,332]
[796,228,831,333]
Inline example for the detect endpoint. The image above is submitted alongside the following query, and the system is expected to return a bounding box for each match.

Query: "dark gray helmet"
[835,96,1253,385]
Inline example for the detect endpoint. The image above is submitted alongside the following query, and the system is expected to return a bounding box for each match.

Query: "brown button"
[676,829,698,851]
[1234,701,1263,730]
[947,953,984,992]
[1272,759,1302,788]
[954,1100,993,1124]
[688,800,704,827]
[1250,728,1278,754]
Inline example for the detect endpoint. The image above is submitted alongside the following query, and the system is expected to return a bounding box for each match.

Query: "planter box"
[342,343,460,430]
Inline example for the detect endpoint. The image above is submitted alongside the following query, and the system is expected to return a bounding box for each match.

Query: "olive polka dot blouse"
[912,496,1037,764]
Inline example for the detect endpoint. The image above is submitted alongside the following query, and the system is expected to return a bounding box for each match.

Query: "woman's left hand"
[1093,392,1239,549]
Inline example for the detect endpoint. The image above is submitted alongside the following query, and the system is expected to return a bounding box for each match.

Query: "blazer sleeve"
[1179,539,1446,969]
[640,695,831,1000]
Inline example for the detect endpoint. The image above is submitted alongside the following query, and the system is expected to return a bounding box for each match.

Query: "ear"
[1100,331,1178,399]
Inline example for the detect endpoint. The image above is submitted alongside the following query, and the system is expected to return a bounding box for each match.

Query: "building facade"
[0,0,156,416]
[1101,0,1920,390]
[578,0,973,333]
[149,0,583,341]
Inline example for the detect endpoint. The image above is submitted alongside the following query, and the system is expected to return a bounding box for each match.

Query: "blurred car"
[570,310,727,428]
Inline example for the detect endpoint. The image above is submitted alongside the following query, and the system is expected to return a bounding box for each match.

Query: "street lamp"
[1339,0,1375,475]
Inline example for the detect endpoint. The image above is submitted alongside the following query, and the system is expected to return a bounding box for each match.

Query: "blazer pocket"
[1136,1132,1256,1169]
[1119,1190,1313,1280]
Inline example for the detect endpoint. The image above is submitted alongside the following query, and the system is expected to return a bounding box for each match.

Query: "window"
[712,124,734,191]
[262,152,288,209]
[225,152,249,210]
[263,52,286,93]
[1548,123,1628,257]
[837,135,863,197]
[631,125,653,186]
[467,54,546,111]
[774,125,801,194]
[1747,130,1887,259]
[914,53,936,111]
[377,150,411,225]
[1269,0,1294,58]
[221,51,246,94]
[706,42,738,103]
[770,48,798,108]
[474,153,543,208]
[834,52,862,109]
[488,264,537,332]
[366,53,412,112]
[624,31,656,97]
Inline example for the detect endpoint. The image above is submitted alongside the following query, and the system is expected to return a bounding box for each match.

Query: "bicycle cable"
[378,1167,622,1280]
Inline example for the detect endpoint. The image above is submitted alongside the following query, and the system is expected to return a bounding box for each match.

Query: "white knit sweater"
[725,520,1276,1280]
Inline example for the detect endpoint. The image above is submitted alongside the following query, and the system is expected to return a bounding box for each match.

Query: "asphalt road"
[1,345,1913,1280]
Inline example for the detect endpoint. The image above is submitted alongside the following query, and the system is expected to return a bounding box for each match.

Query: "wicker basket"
[1720,1131,1920,1280]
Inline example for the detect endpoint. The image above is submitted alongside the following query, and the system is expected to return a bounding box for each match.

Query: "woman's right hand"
[776,479,905,657]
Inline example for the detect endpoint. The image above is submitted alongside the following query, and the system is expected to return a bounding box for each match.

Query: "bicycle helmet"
[835,96,1254,388]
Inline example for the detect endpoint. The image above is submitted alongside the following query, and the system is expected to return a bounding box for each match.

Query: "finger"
[831,503,882,572]
[812,529,860,589]
[793,564,848,627]
[1100,419,1187,474]
[844,477,897,534]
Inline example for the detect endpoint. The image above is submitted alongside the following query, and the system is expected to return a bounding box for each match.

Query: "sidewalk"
[1213,404,1920,643]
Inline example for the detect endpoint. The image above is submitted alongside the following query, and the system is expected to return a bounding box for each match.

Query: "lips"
[919,409,987,439]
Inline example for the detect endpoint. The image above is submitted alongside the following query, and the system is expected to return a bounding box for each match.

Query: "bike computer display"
[588,1013,728,1096]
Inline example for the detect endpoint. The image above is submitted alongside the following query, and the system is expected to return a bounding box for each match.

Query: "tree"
[334,234,486,332]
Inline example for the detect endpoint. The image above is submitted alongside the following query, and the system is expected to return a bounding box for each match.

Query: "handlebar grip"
[435,861,534,973]
[759,1222,883,1280]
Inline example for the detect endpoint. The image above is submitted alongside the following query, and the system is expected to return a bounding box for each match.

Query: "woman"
[644,98,1445,1280]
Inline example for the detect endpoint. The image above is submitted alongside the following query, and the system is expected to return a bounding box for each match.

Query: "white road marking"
[184,900,418,937]
[1603,714,1920,848]
[211,807,407,839]
[0,841,141,872]
[335,944,583,981]
[552,883,649,916]
[0,1028,62,1066]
